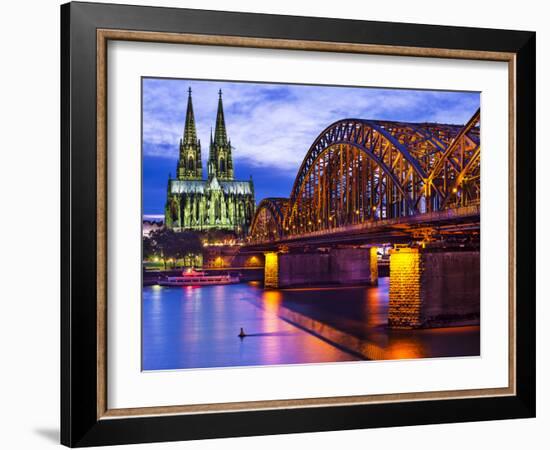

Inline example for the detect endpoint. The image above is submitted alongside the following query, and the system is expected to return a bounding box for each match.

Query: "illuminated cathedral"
[165,88,255,234]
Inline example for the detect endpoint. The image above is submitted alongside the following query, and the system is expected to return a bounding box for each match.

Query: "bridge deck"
[244,205,479,250]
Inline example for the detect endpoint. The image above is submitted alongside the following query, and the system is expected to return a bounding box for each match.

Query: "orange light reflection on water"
[261,290,282,315]
[143,280,479,370]
[384,339,425,360]
[383,326,480,360]
[364,285,383,328]
[259,290,283,335]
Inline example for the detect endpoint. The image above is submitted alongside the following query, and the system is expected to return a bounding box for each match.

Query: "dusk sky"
[142,78,480,217]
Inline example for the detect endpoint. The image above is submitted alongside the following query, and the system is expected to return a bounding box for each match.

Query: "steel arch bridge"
[248,197,289,242]
[249,109,480,243]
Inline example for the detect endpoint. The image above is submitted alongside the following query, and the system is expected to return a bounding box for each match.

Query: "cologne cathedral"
[165,88,255,234]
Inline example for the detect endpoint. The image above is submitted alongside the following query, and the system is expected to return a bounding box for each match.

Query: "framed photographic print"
[61,1,536,447]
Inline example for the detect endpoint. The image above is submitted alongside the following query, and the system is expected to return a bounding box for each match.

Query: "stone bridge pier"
[261,245,479,329]
[388,247,480,328]
[264,247,378,289]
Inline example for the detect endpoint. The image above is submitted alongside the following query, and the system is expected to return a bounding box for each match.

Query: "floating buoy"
[238,327,246,338]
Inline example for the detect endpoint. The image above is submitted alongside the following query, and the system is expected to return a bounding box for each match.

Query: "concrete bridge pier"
[264,251,280,288]
[264,247,378,289]
[388,247,480,328]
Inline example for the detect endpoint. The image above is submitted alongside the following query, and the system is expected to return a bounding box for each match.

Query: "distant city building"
[165,88,255,234]
[142,218,164,237]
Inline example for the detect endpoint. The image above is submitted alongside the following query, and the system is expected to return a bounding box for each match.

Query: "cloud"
[142,78,479,172]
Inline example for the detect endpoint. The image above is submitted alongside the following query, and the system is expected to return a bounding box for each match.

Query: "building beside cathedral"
[165,88,255,234]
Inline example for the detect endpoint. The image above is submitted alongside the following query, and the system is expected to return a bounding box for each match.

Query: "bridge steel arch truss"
[249,197,289,242]
[249,109,480,241]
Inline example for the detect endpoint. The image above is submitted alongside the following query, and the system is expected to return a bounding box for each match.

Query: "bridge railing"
[246,205,480,245]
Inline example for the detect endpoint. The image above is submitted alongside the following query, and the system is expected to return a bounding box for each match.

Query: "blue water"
[142,279,480,371]
[142,282,359,370]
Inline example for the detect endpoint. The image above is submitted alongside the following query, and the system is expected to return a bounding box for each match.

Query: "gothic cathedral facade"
[165,89,256,234]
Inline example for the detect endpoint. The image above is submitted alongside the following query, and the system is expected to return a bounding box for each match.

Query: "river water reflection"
[142,278,479,371]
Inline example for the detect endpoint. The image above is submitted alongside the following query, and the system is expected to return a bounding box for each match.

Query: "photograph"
[141,78,481,371]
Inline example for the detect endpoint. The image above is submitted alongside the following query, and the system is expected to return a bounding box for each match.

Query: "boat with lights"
[158,268,240,287]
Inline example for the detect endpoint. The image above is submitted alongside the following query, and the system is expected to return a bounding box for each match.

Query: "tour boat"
[158,268,240,287]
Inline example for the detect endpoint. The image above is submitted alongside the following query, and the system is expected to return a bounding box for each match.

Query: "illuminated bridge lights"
[249,109,480,244]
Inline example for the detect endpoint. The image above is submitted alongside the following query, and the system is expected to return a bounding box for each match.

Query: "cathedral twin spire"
[208,89,234,180]
[213,89,228,145]
[177,88,234,182]
[182,87,198,146]
[177,88,202,180]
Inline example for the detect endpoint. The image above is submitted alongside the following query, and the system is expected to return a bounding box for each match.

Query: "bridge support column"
[276,247,377,288]
[388,248,423,328]
[370,247,379,286]
[388,247,480,328]
[264,252,279,288]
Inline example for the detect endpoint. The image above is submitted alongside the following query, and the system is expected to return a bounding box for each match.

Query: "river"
[142,278,480,371]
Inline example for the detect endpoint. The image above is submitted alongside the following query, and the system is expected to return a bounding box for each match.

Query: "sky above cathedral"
[142,77,479,216]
